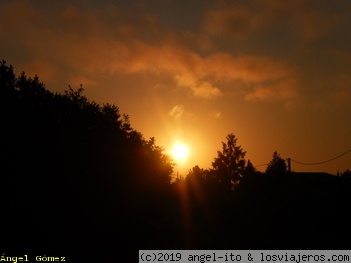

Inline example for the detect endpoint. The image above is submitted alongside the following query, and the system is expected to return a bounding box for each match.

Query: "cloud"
[182,31,215,52]
[202,3,269,39]
[203,53,295,83]
[202,0,346,44]
[175,73,223,99]
[244,78,297,102]
[293,8,342,44]
[169,105,185,120]
[333,74,351,100]
[191,81,223,99]
[0,0,297,102]
[214,111,222,119]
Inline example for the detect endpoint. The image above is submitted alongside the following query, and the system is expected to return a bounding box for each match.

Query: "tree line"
[185,133,291,190]
[0,59,176,257]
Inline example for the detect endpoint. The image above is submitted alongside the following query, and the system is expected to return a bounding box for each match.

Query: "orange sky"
[1,0,351,175]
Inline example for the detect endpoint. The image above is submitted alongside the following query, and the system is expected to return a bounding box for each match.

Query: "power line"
[290,148,351,165]
[253,148,351,168]
[254,163,269,168]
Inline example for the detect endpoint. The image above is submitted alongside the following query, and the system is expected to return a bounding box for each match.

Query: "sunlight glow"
[172,143,189,161]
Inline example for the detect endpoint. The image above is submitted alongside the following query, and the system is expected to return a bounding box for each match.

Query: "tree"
[265,151,287,176]
[243,159,259,177]
[187,165,207,182]
[0,60,15,94]
[212,133,246,189]
[142,137,175,185]
[339,169,351,179]
[0,59,177,240]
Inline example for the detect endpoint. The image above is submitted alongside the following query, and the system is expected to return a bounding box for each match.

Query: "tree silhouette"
[139,137,175,186]
[0,60,16,100]
[0,59,176,256]
[339,169,351,179]
[211,133,246,189]
[265,151,287,176]
[187,165,207,182]
[243,159,259,177]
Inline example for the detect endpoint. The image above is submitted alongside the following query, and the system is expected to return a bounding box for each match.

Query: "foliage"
[1,59,174,184]
[338,169,351,178]
[186,165,208,182]
[243,159,260,177]
[0,59,179,256]
[211,133,246,189]
[139,137,175,186]
[265,151,287,176]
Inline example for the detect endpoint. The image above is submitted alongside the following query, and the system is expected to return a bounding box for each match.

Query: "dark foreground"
[2,172,351,261]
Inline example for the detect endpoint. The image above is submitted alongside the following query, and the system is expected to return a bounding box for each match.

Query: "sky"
[1,0,351,176]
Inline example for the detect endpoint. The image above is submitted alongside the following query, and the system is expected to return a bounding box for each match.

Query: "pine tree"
[212,133,246,189]
[265,151,287,176]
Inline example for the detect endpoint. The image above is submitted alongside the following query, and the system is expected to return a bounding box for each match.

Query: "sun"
[172,143,189,161]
